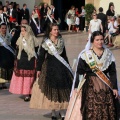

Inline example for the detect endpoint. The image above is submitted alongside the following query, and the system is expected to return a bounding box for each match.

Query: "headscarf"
[16,24,39,60]
[70,32,115,97]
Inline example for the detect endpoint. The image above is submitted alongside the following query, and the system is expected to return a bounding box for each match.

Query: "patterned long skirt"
[81,76,117,120]
[30,60,73,110]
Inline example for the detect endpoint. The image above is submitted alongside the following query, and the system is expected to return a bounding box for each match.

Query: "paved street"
[0,32,120,120]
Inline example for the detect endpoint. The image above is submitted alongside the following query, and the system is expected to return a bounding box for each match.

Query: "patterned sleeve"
[75,57,87,88]
[108,62,118,89]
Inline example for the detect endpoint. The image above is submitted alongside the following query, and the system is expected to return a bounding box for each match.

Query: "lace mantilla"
[42,37,64,55]
[81,48,114,71]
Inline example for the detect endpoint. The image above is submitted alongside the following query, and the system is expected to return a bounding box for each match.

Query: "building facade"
[40,0,120,16]
[1,0,120,15]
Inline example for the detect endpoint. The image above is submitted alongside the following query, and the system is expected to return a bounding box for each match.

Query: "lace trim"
[81,49,113,71]
[38,60,71,102]
[81,77,116,120]
[42,38,64,55]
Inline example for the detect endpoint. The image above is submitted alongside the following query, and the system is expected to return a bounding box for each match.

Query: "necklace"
[92,48,104,57]
[51,39,58,45]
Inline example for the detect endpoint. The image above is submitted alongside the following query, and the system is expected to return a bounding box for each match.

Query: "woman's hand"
[113,89,118,99]
[37,71,41,78]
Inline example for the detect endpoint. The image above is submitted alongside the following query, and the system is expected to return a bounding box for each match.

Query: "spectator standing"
[40,3,48,32]
[75,14,80,32]
[50,5,59,24]
[88,13,103,40]
[66,6,75,32]
[8,3,18,30]
[0,1,2,9]
[97,7,107,34]
[80,6,85,31]
[30,9,40,36]
[21,4,30,24]
[16,4,21,25]
[106,3,115,18]
[5,1,9,9]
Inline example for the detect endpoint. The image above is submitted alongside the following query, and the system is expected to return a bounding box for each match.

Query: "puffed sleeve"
[75,58,87,88]
[37,46,47,71]
[108,62,118,89]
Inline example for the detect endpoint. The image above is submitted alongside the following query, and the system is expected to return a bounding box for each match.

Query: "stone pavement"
[0,32,120,120]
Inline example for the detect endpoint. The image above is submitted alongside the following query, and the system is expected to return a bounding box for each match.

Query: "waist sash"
[0,37,15,55]
[85,50,113,90]
[45,39,74,76]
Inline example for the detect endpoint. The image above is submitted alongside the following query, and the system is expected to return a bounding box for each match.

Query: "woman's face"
[21,27,26,36]
[72,7,75,10]
[92,35,104,49]
[0,25,7,34]
[92,14,97,19]
[50,26,59,37]
[3,7,7,12]
[110,6,114,10]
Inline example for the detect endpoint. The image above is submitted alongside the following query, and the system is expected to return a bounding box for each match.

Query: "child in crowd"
[75,14,80,32]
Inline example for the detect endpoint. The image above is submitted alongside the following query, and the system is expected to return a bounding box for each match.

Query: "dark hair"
[23,4,26,7]
[99,7,103,12]
[43,23,61,41]
[91,31,104,43]
[108,2,114,10]
[0,7,3,11]
[9,3,13,6]
[0,1,2,6]
[0,23,7,28]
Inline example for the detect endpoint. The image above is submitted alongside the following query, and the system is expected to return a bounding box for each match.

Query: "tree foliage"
[85,4,95,25]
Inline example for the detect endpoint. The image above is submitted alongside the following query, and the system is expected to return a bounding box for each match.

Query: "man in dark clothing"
[20,4,30,24]
[97,7,107,34]
[50,5,59,23]
[40,3,48,32]
[8,3,18,30]
[80,6,85,31]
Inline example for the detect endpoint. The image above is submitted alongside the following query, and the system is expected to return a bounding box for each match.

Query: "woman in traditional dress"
[0,23,14,89]
[65,31,119,120]
[30,9,40,37]
[9,24,39,101]
[30,23,73,120]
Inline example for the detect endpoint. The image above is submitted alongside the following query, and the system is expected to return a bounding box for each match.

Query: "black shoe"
[24,96,30,102]
[1,84,7,89]
[59,113,65,120]
[61,117,64,120]
[51,116,57,120]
